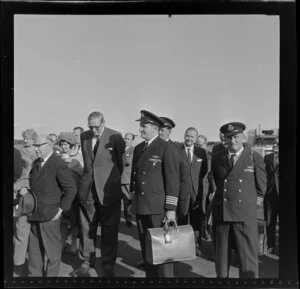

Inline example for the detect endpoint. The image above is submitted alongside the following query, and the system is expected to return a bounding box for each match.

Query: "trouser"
[121,184,132,223]
[79,184,121,270]
[136,214,175,277]
[215,222,259,278]
[28,219,62,277]
[13,215,31,266]
[264,195,279,249]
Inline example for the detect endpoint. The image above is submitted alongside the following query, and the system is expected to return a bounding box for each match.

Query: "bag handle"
[164,220,178,232]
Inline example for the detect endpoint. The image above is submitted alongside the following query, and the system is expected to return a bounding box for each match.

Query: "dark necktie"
[187,148,192,165]
[142,141,148,153]
[230,154,236,167]
[36,157,44,173]
[93,137,100,156]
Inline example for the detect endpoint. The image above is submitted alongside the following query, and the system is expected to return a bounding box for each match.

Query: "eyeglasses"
[88,126,101,130]
[34,142,49,148]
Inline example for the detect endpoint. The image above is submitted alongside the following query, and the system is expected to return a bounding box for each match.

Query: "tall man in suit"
[121,132,135,227]
[76,111,125,277]
[27,134,77,276]
[211,122,266,278]
[129,110,179,277]
[264,138,279,254]
[176,127,208,256]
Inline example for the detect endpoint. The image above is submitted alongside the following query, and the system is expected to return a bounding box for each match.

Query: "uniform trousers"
[215,222,259,278]
[121,184,132,223]
[13,215,31,266]
[264,194,279,249]
[28,218,62,277]
[79,184,121,270]
[136,214,175,277]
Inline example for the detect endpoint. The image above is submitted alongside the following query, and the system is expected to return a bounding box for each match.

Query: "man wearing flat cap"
[211,122,266,278]
[27,134,77,276]
[130,110,179,277]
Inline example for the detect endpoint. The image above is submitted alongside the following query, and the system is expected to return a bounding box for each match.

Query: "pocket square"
[197,158,202,162]
[107,147,113,151]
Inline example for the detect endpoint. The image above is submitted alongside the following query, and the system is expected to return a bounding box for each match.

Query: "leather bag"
[145,221,196,265]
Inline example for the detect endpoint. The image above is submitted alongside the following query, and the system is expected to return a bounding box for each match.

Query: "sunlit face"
[159,127,171,141]
[124,133,134,147]
[23,136,35,148]
[184,129,198,147]
[34,139,53,158]
[73,129,82,144]
[139,122,157,141]
[196,137,207,149]
[59,141,71,154]
[88,117,104,137]
[225,133,244,153]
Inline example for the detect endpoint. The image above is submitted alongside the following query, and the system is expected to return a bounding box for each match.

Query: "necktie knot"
[93,137,100,156]
[187,148,192,164]
[142,141,148,153]
[230,153,236,167]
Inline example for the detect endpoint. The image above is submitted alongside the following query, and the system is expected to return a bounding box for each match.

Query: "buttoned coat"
[78,127,125,206]
[211,144,266,225]
[121,146,134,185]
[28,153,77,222]
[264,153,279,196]
[130,136,179,215]
[176,144,208,216]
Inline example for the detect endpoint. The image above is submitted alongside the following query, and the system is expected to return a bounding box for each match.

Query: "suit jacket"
[211,144,266,225]
[130,136,179,215]
[175,144,208,217]
[264,153,279,197]
[121,146,134,185]
[28,153,77,222]
[78,127,125,206]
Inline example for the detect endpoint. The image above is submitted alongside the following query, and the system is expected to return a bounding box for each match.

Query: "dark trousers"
[264,194,279,249]
[215,222,259,278]
[79,185,121,269]
[121,184,132,223]
[28,219,62,277]
[136,214,175,277]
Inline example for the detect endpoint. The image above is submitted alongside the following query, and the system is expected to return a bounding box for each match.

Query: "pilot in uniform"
[129,110,179,277]
[211,122,266,278]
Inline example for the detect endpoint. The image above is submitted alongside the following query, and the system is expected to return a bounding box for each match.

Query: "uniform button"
[238,189,242,192]
[238,200,242,203]
[141,192,144,195]
[239,179,243,182]
[142,171,146,175]
[224,189,227,192]
[224,179,227,182]
[142,182,145,184]
[224,198,227,202]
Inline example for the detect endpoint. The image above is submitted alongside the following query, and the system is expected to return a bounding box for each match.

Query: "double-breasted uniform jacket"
[121,146,134,185]
[264,153,279,197]
[28,153,77,222]
[130,136,179,215]
[211,144,267,225]
[176,143,208,217]
[78,127,125,206]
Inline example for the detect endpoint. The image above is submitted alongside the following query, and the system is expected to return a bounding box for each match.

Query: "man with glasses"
[211,122,266,278]
[27,134,77,276]
[264,138,279,255]
[75,111,125,277]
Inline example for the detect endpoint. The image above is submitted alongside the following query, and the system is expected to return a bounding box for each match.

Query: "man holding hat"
[130,110,179,277]
[27,133,77,277]
[211,122,266,278]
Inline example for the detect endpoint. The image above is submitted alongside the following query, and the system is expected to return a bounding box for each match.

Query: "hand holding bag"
[145,221,196,265]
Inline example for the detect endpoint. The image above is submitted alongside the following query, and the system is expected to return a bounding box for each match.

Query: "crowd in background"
[13,110,279,278]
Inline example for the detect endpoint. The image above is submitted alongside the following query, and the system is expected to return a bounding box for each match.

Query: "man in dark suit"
[129,110,179,277]
[264,138,279,255]
[175,127,208,256]
[27,134,77,277]
[212,132,227,155]
[211,122,266,278]
[76,111,125,277]
[121,132,135,227]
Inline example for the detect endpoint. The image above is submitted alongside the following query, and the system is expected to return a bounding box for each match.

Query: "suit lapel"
[96,127,109,157]
[136,137,159,168]
[31,153,55,186]
[86,132,93,160]
[180,144,190,166]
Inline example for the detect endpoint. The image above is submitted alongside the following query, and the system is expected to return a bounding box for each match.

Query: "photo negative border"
[2,0,297,287]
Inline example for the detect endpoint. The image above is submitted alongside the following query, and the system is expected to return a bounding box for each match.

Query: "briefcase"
[145,222,196,265]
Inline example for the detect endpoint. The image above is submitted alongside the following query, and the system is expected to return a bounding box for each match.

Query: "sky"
[14,15,279,144]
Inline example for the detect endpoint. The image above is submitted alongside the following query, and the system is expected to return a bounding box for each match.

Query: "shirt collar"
[228,146,244,158]
[42,152,53,164]
[184,144,194,152]
[146,135,158,146]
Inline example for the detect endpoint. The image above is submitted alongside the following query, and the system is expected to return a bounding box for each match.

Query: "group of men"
[13,109,279,278]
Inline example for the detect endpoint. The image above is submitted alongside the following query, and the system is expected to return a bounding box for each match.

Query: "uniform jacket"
[78,127,125,206]
[176,143,208,216]
[28,153,77,222]
[121,146,134,185]
[264,153,279,196]
[211,144,266,225]
[130,136,179,215]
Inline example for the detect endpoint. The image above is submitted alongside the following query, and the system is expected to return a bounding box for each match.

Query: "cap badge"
[228,124,234,131]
